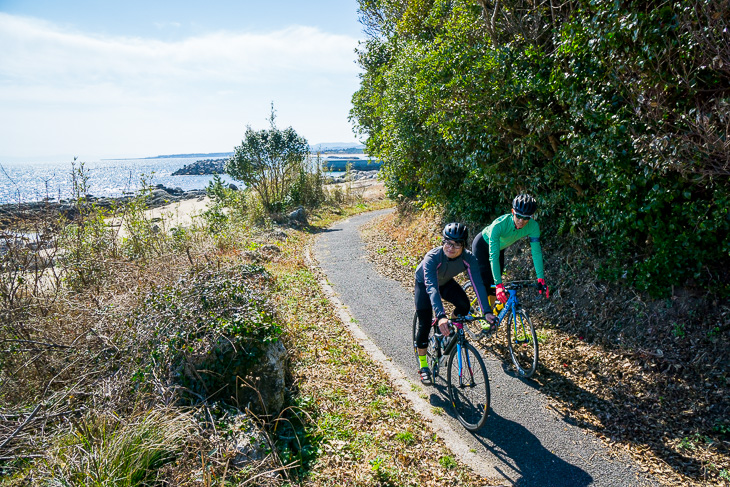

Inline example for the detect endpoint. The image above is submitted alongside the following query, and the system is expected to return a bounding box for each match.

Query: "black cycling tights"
[414,278,470,349]
[471,231,505,294]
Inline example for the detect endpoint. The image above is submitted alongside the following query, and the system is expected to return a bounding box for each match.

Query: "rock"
[148,188,181,206]
[268,230,288,241]
[0,187,207,231]
[171,159,227,175]
[187,338,288,417]
[325,169,380,184]
[241,340,287,416]
[260,244,281,254]
[228,412,270,466]
[288,207,307,224]
[228,183,239,191]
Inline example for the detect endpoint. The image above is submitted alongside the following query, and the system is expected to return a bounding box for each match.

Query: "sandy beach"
[112,179,385,235]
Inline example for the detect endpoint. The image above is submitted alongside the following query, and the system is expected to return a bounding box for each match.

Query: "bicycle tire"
[447,342,490,431]
[506,309,538,378]
[460,281,487,339]
[413,311,441,379]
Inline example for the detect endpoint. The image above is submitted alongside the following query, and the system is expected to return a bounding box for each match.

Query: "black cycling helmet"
[442,222,468,244]
[512,194,537,216]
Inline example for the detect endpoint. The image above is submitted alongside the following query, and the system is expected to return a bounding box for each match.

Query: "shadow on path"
[476,411,594,487]
[426,377,592,487]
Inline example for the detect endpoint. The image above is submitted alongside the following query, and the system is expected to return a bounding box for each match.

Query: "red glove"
[538,278,550,298]
[495,283,507,304]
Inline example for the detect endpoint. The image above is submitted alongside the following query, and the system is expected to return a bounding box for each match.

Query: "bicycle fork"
[456,342,476,388]
[511,306,530,344]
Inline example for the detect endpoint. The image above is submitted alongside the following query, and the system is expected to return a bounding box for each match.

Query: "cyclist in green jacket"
[471,194,550,308]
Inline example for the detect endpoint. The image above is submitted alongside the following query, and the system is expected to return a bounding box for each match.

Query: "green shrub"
[351,0,730,296]
[287,155,327,209]
[118,179,173,261]
[57,161,119,291]
[226,105,309,213]
[128,264,281,405]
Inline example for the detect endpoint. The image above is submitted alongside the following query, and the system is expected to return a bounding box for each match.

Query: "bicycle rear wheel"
[460,281,487,339]
[413,312,441,378]
[447,342,490,431]
[506,309,538,377]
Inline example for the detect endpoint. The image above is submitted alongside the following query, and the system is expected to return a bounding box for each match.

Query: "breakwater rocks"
[171,159,228,175]
[171,156,381,176]
[326,169,379,184]
[0,185,206,230]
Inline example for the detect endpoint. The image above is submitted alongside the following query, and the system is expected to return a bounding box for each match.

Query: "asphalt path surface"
[313,209,660,487]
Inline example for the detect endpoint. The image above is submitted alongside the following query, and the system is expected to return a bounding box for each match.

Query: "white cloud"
[153,21,182,30]
[0,12,362,158]
[0,13,358,87]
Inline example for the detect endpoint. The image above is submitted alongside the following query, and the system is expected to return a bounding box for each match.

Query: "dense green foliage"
[351,0,730,296]
[226,107,310,213]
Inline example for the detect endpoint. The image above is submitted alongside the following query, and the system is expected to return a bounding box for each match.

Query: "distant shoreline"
[103,145,368,161]
[102,152,233,161]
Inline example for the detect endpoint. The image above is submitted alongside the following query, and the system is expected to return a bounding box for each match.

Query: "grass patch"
[42,408,192,486]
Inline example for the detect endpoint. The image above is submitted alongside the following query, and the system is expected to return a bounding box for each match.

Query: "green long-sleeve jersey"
[481,213,545,285]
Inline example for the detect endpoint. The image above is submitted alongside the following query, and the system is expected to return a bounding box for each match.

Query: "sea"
[0,156,345,205]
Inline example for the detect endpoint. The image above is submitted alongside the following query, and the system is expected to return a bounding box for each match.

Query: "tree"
[350,0,730,296]
[226,106,309,213]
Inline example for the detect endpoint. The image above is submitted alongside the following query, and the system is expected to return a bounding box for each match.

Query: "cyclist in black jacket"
[414,223,494,383]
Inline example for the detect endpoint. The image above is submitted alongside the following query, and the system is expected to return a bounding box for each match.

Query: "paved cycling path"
[313,209,658,487]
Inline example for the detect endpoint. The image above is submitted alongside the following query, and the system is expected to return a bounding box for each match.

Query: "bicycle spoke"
[507,310,538,378]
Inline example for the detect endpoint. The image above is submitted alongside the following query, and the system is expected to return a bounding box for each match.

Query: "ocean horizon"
[0,155,351,205]
[0,156,238,205]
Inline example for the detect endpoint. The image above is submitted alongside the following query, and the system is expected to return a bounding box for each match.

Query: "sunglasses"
[443,239,464,249]
[513,211,532,221]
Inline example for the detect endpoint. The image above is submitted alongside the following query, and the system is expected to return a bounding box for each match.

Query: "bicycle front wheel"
[506,309,538,378]
[447,342,490,431]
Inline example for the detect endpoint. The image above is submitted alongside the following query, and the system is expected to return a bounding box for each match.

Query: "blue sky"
[0,1,365,162]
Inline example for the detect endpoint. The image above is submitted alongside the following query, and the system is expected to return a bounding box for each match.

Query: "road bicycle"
[462,280,540,378]
[412,313,491,431]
